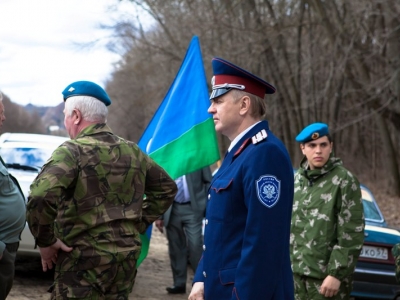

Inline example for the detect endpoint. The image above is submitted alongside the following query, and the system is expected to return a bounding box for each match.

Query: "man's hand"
[188,282,204,300]
[39,238,73,272]
[155,219,164,233]
[320,275,341,297]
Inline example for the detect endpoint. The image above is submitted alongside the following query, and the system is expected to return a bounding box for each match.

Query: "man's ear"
[73,109,82,125]
[239,95,250,115]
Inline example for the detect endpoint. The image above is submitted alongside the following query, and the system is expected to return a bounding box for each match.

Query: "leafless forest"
[103,0,400,200]
[2,1,400,202]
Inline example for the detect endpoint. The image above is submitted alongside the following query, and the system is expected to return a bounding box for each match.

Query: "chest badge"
[256,175,281,208]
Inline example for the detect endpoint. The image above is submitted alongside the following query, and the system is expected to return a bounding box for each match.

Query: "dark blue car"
[351,184,400,299]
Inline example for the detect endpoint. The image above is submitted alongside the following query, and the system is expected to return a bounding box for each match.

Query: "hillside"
[25,102,65,132]
[25,103,67,136]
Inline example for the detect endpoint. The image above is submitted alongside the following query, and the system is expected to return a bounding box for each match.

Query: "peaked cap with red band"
[210,57,276,100]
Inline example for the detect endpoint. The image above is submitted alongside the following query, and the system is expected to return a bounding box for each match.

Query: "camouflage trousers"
[49,258,137,300]
[293,273,352,300]
[393,243,400,283]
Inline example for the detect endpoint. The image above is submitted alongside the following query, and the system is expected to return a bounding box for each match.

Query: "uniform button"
[205,219,208,225]
[203,271,207,277]
[208,194,211,200]
[203,245,206,251]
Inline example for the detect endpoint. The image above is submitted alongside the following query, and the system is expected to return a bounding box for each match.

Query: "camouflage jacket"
[26,124,177,269]
[290,155,365,280]
[393,243,400,283]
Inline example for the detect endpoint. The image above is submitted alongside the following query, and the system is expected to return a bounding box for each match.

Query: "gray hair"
[0,91,3,102]
[64,96,108,123]
[230,89,267,118]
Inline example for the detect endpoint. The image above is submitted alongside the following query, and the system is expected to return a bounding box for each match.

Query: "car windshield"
[0,146,55,168]
[361,186,385,224]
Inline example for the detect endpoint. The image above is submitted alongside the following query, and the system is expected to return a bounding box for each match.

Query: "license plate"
[360,245,388,260]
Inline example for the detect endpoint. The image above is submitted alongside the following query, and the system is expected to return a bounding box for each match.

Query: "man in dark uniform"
[189,58,294,300]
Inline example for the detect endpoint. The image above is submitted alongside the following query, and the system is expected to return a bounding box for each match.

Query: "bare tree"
[106,0,400,194]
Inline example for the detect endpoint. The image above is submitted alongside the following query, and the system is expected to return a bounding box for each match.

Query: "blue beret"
[62,81,111,106]
[210,57,276,100]
[295,123,329,143]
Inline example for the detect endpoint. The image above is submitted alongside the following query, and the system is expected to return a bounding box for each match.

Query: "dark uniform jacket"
[194,120,294,299]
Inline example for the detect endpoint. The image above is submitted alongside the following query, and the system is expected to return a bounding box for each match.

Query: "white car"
[0,132,69,257]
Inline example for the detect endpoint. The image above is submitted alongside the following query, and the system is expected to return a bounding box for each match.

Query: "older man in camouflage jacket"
[26,81,177,300]
[290,123,365,300]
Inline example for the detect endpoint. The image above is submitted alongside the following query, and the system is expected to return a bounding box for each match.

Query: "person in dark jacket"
[155,167,211,294]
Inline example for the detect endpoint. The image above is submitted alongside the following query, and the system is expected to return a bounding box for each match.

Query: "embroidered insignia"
[311,132,319,140]
[68,87,75,92]
[256,175,281,208]
[252,129,268,144]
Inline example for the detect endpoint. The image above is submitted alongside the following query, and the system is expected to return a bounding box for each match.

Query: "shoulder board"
[251,129,268,144]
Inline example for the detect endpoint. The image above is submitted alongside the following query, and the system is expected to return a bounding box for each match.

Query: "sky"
[0,0,151,107]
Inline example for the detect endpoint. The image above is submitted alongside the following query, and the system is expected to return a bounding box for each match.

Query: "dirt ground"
[7,228,192,300]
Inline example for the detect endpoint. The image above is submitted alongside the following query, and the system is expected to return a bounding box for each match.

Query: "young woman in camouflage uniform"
[290,123,365,300]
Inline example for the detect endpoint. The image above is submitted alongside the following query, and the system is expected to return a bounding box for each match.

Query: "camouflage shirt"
[26,123,176,270]
[393,243,400,283]
[290,155,365,280]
